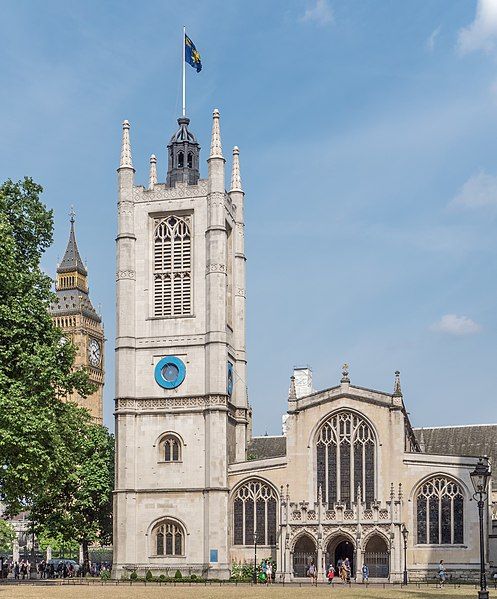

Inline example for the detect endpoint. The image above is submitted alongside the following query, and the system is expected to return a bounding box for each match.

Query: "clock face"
[88,339,101,367]
[154,356,186,389]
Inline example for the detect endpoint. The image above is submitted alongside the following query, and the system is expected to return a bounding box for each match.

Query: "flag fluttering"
[185,35,202,72]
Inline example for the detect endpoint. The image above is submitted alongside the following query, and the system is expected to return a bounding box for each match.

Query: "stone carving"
[116,270,136,280]
[134,180,208,203]
[116,395,227,411]
[206,263,226,274]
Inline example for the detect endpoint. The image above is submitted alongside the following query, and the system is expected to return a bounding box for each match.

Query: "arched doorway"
[292,535,317,578]
[325,537,355,576]
[364,535,389,578]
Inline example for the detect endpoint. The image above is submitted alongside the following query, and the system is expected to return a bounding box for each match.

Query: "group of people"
[306,557,371,584]
[258,559,275,584]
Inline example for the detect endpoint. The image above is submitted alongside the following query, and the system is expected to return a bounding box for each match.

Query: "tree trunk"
[82,539,90,577]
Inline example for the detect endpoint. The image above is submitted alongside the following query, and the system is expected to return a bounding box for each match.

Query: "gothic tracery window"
[316,411,375,508]
[161,435,181,462]
[233,480,278,546]
[415,477,464,545]
[153,520,184,556]
[154,215,192,317]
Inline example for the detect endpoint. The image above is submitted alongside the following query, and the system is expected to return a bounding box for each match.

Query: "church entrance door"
[292,535,317,578]
[332,538,355,576]
[364,535,389,578]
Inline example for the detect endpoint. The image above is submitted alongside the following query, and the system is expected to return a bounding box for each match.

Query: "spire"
[57,210,87,276]
[288,375,297,401]
[119,120,134,170]
[149,154,157,189]
[230,146,242,192]
[209,108,223,159]
[418,428,426,452]
[393,370,402,397]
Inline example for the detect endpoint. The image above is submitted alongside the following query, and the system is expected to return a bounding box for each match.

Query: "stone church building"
[113,109,496,581]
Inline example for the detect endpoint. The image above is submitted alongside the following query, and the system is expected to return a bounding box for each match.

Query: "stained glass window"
[315,411,375,507]
[154,521,184,556]
[232,480,278,546]
[415,477,464,545]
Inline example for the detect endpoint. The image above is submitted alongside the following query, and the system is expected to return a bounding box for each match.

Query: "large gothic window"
[316,411,375,508]
[233,480,278,546]
[153,520,184,556]
[415,477,464,545]
[153,215,192,317]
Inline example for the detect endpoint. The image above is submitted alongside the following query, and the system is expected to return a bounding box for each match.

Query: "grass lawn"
[0,584,492,599]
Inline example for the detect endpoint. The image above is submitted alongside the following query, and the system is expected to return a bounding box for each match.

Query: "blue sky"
[1,0,497,434]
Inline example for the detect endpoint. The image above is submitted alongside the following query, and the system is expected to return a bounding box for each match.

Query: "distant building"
[50,215,104,423]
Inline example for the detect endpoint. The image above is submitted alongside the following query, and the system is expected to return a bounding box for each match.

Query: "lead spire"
[209,108,223,159]
[149,154,157,189]
[230,146,242,192]
[119,120,134,170]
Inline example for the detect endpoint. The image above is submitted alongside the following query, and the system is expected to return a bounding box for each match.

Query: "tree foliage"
[0,520,16,553]
[0,178,114,555]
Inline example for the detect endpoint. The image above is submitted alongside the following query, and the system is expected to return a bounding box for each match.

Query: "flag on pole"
[185,34,202,72]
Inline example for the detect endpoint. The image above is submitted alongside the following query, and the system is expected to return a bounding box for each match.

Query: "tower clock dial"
[88,338,101,367]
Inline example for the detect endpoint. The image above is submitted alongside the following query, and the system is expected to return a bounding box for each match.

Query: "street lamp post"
[253,531,258,584]
[470,457,491,599]
[401,525,409,586]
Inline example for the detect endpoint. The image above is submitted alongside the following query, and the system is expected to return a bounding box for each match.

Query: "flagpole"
[182,26,186,117]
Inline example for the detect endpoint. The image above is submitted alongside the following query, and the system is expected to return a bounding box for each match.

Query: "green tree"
[0,177,94,513]
[0,520,16,554]
[32,420,114,574]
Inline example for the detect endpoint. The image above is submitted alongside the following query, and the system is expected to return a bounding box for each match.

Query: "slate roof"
[57,219,87,276]
[414,425,497,489]
[247,436,287,460]
[50,289,101,321]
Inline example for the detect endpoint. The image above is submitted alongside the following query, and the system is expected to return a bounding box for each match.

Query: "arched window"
[316,411,375,508]
[153,520,184,556]
[187,152,193,168]
[153,215,192,317]
[161,435,181,462]
[416,477,464,545]
[233,480,278,546]
[177,151,184,168]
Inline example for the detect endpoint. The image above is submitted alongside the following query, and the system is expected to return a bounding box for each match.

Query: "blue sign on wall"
[210,549,218,563]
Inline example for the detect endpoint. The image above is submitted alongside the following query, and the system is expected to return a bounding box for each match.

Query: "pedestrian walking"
[307,561,317,584]
[362,563,369,583]
[327,564,335,584]
[438,560,447,587]
[14,562,19,580]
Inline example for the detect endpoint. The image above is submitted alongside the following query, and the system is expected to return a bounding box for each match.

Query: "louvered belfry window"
[154,215,192,317]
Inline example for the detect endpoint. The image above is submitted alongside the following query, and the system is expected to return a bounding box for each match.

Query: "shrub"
[120,571,129,581]
[174,569,183,579]
[159,574,166,582]
[100,570,111,581]
[145,569,154,582]
[191,573,197,580]
[130,571,138,581]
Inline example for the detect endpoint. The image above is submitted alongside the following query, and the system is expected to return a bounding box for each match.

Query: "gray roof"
[50,289,101,322]
[247,436,286,460]
[414,425,497,489]
[57,219,87,276]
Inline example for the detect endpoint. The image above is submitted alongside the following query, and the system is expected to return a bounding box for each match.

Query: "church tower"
[50,214,105,423]
[113,110,249,578]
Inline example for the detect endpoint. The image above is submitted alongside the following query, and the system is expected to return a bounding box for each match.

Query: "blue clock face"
[227,361,234,397]
[155,356,186,389]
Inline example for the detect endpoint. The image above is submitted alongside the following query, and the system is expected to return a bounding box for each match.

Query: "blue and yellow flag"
[185,34,202,72]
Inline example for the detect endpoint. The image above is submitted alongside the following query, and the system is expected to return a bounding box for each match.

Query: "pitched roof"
[50,288,101,321]
[57,218,87,276]
[414,425,497,489]
[247,436,287,460]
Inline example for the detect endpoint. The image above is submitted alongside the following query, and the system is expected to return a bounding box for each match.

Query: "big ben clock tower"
[50,213,105,423]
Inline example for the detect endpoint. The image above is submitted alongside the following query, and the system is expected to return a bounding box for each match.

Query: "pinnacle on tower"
[288,375,297,400]
[119,120,134,170]
[58,211,87,277]
[393,370,402,397]
[230,146,242,192]
[149,154,157,189]
[209,108,223,159]
[341,363,350,384]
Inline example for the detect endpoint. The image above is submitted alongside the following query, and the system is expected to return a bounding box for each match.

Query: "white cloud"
[457,0,497,54]
[450,170,497,208]
[430,314,482,335]
[426,26,441,52]
[301,0,333,26]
